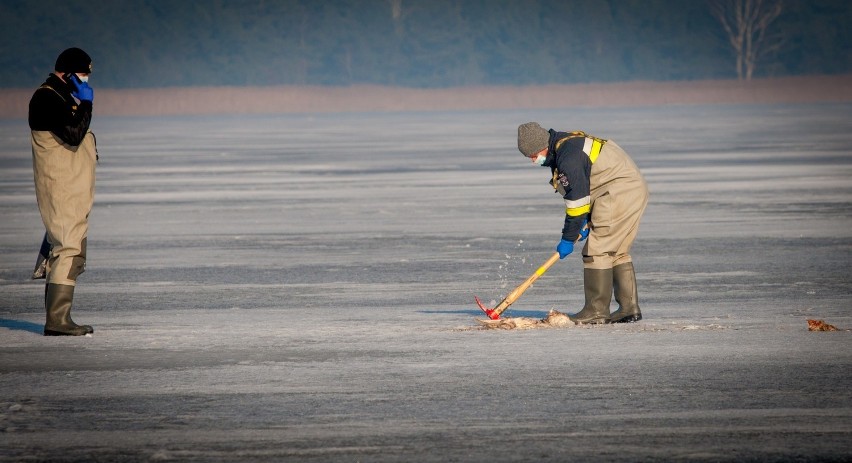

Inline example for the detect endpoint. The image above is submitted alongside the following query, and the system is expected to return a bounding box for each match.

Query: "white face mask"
[76,75,89,83]
[534,154,547,166]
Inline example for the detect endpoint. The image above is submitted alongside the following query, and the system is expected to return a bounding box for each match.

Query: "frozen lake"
[1,104,851,462]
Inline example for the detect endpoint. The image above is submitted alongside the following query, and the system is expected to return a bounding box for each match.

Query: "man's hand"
[70,77,93,102]
[578,218,590,241]
[556,239,574,259]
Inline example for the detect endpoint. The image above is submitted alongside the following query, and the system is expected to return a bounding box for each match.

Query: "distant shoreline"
[2,75,850,118]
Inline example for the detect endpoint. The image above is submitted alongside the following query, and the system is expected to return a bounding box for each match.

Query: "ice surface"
[1,104,850,461]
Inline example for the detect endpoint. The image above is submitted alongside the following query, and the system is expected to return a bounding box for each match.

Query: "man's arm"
[556,147,591,242]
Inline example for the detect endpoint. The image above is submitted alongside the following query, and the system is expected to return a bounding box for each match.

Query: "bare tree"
[709,0,784,80]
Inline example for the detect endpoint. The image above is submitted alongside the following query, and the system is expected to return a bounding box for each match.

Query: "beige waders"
[32,130,97,335]
[574,141,648,324]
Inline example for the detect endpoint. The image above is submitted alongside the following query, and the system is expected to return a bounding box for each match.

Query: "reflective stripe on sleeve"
[583,137,604,163]
[565,196,590,217]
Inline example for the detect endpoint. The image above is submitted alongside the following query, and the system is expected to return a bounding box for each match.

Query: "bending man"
[517,122,649,324]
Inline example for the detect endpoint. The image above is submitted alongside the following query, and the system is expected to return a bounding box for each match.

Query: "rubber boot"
[610,262,642,323]
[44,283,93,336]
[569,268,613,324]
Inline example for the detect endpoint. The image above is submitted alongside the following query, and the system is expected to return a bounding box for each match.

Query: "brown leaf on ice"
[807,319,838,331]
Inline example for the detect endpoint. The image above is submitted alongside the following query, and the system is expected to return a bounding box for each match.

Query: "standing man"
[28,47,97,336]
[517,122,649,324]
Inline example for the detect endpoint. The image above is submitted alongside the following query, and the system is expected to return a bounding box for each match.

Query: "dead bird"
[476,309,574,330]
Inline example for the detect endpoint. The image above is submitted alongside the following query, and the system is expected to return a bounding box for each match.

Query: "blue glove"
[70,78,93,102]
[578,218,590,241]
[556,239,574,259]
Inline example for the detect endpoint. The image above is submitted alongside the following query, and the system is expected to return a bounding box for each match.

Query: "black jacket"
[28,74,92,146]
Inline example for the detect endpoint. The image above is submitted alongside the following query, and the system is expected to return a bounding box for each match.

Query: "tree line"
[1,0,849,89]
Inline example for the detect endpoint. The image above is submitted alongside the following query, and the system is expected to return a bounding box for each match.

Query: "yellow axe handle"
[492,252,561,317]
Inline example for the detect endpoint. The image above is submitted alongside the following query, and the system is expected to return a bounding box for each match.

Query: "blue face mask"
[534,154,547,166]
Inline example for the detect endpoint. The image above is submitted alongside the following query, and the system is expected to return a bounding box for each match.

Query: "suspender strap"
[40,84,66,102]
[39,84,77,110]
[554,131,607,164]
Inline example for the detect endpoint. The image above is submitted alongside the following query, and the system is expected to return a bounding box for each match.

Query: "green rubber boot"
[569,268,612,324]
[610,262,642,323]
[44,283,93,336]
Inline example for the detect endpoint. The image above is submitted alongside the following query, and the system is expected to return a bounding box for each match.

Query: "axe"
[475,252,561,320]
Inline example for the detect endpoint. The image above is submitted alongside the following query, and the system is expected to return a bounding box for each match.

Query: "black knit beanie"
[55,48,92,74]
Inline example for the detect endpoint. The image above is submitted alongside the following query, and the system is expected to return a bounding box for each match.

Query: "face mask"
[534,154,547,166]
[76,75,89,83]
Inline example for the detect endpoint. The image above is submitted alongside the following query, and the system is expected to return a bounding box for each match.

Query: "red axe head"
[475,296,501,320]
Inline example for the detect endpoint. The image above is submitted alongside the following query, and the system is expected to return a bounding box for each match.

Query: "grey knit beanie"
[517,122,549,157]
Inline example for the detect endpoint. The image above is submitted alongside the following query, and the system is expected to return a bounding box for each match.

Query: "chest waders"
[32,129,97,335]
[549,134,647,324]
